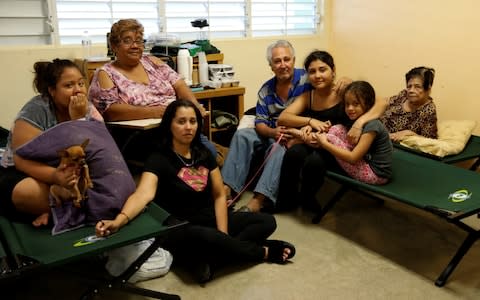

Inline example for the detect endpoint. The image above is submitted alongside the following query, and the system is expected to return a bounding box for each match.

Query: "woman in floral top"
[88,18,216,157]
[380,67,437,141]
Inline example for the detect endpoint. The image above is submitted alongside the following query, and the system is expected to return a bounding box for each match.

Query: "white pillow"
[399,120,477,157]
[237,114,256,130]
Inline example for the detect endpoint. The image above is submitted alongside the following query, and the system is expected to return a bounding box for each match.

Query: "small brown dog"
[50,139,93,208]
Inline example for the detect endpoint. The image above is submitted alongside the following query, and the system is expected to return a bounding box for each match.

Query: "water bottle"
[81,31,92,59]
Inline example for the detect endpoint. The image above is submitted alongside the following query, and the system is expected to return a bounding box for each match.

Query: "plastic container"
[198,52,209,86]
[177,49,193,86]
[146,33,180,55]
[81,31,92,59]
[221,80,232,88]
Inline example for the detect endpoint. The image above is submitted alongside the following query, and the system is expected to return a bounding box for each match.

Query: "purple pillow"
[16,120,135,234]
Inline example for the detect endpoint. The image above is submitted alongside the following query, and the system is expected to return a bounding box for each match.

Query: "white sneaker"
[105,238,173,283]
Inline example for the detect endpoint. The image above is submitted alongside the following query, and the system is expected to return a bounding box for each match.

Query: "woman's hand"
[283,128,305,148]
[300,125,313,138]
[309,119,332,133]
[69,94,89,120]
[52,164,76,188]
[96,219,120,237]
[347,126,362,145]
[333,77,353,95]
[390,130,416,142]
[314,132,329,146]
[274,126,293,144]
[197,104,208,118]
[284,128,303,140]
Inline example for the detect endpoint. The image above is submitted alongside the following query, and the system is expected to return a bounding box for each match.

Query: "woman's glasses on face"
[121,37,145,47]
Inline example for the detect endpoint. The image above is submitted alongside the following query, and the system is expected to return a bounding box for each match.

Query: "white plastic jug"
[197,52,209,86]
[177,49,193,86]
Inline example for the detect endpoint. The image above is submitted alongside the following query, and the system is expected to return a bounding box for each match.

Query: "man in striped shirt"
[221,40,311,213]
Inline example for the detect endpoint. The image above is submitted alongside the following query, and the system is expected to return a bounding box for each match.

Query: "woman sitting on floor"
[0,59,103,226]
[96,100,296,283]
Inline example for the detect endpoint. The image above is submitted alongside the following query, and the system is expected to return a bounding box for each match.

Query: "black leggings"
[277,144,340,211]
[163,208,276,266]
[0,167,34,222]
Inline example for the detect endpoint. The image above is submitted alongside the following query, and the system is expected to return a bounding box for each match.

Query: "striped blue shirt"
[255,68,311,128]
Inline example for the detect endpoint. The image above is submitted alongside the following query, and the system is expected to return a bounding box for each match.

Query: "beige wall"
[0,46,89,129]
[6,1,480,135]
[330,0,480,134]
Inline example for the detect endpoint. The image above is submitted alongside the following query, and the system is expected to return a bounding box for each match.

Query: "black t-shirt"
[144,148,217,221]
[303,97,347,126]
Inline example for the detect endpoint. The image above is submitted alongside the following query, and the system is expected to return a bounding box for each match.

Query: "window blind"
[0,0,322,45]
[0,0,52,45]
[164,0,246,40]
[55,0,158,45]
[250,0,318,37]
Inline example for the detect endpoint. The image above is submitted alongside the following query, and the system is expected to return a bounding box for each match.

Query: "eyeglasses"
[120,37,145,47]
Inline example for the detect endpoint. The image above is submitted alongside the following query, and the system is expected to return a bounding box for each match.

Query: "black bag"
[211,110,239,129]
[0,127,9,148]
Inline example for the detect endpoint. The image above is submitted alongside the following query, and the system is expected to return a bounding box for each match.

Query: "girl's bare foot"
[244,195,265,212]
[32,212,49,227]
[286,137,304,148]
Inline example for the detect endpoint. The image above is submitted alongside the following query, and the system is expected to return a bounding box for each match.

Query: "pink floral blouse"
[88,55,181,114]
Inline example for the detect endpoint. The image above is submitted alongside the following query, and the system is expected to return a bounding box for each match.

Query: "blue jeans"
[200,134,217,158]
[221,128,286,204]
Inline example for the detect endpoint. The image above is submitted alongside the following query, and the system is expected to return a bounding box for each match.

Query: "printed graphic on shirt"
[177,166,208,191]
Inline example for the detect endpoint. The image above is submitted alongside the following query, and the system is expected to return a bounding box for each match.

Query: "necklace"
[174,151,194,167]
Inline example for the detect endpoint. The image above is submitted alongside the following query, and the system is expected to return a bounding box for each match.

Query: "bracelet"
[307,118,312,126]
[119,212,130,223]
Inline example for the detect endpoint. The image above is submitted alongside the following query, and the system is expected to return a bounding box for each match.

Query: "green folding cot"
[0,232,14,281]
[0,203,185,300]
[313,148,480,287]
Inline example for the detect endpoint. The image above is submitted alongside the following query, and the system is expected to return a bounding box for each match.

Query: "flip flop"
[264,239,296,264]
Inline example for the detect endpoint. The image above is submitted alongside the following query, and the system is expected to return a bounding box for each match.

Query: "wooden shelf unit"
[194,86,245,144]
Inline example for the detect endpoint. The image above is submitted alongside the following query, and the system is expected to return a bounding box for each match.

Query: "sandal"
[264,239,296,264]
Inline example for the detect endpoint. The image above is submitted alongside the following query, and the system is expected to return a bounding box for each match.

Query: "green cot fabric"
[328,149,480,214]
[0,203,170,267]
[0,235,7,261]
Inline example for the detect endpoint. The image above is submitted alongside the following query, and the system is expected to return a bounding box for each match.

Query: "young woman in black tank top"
[276,50,350,212]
